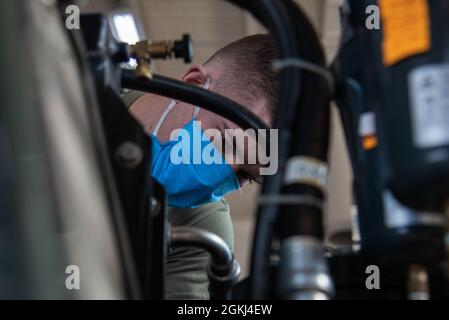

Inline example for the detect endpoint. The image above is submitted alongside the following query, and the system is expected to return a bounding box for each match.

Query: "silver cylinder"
[277,236,334,300]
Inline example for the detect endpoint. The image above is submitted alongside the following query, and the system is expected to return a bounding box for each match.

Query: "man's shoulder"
[121,89,146,109]
[169,199,233,250]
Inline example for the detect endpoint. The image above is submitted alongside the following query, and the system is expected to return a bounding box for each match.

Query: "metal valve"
[130,34,193,63]
[130,34,193,79]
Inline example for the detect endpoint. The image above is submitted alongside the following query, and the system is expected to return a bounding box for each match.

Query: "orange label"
[362,136,378,151]
[379,0,431,66]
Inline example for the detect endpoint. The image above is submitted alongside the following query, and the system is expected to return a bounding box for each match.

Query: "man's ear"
[181,64,208,86]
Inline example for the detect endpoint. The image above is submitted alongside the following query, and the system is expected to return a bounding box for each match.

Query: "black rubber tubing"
[122,70,270,133]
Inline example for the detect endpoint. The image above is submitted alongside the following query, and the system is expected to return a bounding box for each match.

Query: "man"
[125,34,279,299]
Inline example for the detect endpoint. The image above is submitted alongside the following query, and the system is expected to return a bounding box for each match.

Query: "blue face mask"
[150,79,240,208]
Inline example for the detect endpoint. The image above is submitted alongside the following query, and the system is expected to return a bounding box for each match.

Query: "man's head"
[204,34,279,122]
[182,34,279,126]
[180,34,280,185]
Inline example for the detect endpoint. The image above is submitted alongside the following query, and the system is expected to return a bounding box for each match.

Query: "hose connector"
[129,34,193,79]
[277,236,334,300]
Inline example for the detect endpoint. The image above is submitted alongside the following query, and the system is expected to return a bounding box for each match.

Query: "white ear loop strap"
[153,78,212,137]
[272,58,335,93]
[193,78,211,119]
[153,99,177,137]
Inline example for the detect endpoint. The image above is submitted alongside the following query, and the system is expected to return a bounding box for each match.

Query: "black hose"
[122,70,269,133]
[243,0,331,299]
[277,0,330,240]
[224,0,303,300]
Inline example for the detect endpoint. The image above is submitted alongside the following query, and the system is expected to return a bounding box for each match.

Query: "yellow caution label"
[379,0,431,66]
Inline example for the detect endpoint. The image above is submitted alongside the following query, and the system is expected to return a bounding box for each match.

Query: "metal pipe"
[170,227,233,268]
[170,227,240,300]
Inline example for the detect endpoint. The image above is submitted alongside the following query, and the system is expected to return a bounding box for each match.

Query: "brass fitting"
[130,40,174,61]
[130,40,176,80]
[134,59,153,80]
[129,35,192,79]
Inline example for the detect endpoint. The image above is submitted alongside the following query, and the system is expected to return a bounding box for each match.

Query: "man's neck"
[129,93,196,142]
